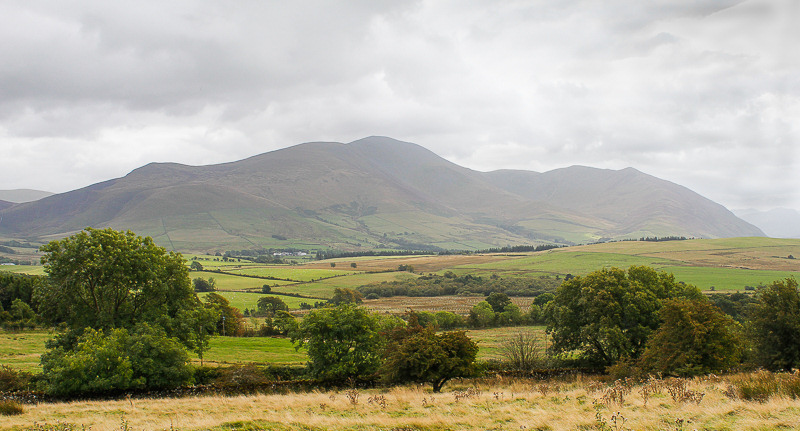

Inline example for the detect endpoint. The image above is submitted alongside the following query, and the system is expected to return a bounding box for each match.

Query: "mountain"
[0,189,54,203]
[733,208,800,239]
[0,137,764,252]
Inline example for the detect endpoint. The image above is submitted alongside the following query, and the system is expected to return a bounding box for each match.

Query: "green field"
[0,330,55,372]
[663,266,800,291]
[274,271,420,298]
[200,291,311,311]
[200,336,307,366]
[226,267,354,281]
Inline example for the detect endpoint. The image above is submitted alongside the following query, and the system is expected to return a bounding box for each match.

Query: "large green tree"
[747,278,800,371]
[291,304,383,382]
[638,298,744,376]
[37,228,199,337]
[546,266,702,367]
[381,325,478,392]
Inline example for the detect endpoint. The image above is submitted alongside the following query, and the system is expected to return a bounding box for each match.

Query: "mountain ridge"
[0,136,764,251]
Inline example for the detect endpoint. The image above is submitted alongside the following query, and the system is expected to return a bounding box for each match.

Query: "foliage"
[638,298,744,376]
[486,292,512,313]
[358,273,560,298]
[0,271,42,311]
[193,277,216,292]
[291,304,384,382]
[177,306,219,365]
[256,296,289,316]
[40,324,193,396]
[0,364,33,391]
[381,323,478,392]
[37,228,200,338]
[747,278,800,371]
[190,260,204,271]
[204,292,244,335]
[468,301,495,328]
[0,399,24,416]
[328,288,363,305]
[546,266,702,367]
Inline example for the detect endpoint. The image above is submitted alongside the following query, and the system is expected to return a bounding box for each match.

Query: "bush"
[0,365,33,391]
[41,324,193,396]
[0,400,24,416]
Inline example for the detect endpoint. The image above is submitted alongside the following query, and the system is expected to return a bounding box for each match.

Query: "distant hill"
[733,208,800,239]
[0,137,764,252]
[0,200,14,211]
[0,189,54,203]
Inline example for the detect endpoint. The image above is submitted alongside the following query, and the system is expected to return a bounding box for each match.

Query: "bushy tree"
[546,266,702,367]
[468,301,495,327]
[291,304,383,382]
[256,296,289,317]
[37,228,199,337]
[381,324,478,392]
[192,277,216,292]
[328,288,363,305]
[638,298,744,376]
[204,292,244,336]
[41,324,193,396]
[747,278,800,370]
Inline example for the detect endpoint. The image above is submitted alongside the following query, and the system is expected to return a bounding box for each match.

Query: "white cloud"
[0,0,796,210]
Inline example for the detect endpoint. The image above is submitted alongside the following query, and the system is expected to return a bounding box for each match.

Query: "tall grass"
[5,372,800,430]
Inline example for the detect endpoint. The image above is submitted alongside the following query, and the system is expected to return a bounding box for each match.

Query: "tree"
[37,228,199,337]
[546,266,702,367]
[204,292,244,336]
[193,277,216,292]
[747,278,800,370]
[177,306,219,365]
[291,304,383,382]
[468,301,495,328]
[381,326,478,392]
[256,296,289,317]
[638,298,744,376]
[190,261,204,271]
[40,323,193,396]
[328,288,363,305]
[261,284,272,294]
[486,292,512,313]
[499,330,543,371]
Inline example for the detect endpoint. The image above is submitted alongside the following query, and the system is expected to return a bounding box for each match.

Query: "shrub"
[0,400,24,416]
[41,324,193,396]
[0,365,33,391]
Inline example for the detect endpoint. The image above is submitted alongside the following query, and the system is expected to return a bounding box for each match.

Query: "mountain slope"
[484,166,764,240]
[0,189,54,203]
[733,208,800,239]
[0,137,764,251]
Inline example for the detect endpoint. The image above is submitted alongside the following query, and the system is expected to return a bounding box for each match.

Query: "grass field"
[4,374,800,430]
[200,291,310,311]
[198,336,306,366]
[0,330,54,372]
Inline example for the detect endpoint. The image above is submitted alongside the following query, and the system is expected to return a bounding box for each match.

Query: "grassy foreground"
[4,374,800,430]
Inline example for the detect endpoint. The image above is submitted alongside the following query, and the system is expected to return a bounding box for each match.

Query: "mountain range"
[0,136,764,252]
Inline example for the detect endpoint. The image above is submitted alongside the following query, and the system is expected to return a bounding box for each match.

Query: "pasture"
[4,373,800,430]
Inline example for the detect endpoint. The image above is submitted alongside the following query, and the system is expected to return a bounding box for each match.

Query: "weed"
[0,399,24,416]
[345,388,360,405]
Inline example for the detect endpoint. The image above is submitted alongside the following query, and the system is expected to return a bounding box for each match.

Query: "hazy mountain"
[0,189,54,203]
[0,137,764,252]
[0,200,14,211]
[733,208,800,239]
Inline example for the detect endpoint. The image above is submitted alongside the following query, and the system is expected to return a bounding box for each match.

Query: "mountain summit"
[0,137,763,251]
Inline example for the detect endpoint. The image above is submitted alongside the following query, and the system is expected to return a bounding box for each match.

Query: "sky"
[0,0,797,211]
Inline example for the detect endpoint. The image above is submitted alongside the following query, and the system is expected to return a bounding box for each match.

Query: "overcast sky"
[0,0,797,211]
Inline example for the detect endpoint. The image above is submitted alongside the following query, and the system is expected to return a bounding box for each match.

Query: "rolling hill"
[0,136,763,252]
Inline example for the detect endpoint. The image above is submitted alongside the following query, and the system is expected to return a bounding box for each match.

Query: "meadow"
[4,373,800,430]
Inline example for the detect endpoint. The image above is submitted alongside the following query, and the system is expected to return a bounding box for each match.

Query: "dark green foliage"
[328,288,363,305]
[638,298,744,376]
[205,292,244,335]
[468,301,495,328]
[190,260,204,271]
[0,271,42,311]
[486,292,511,313]
[747,278,800,371]
[546,265,703,367]
[37,228,199,337]
[256,296,289,316]
[193,277,216,292]
[357,273,559,298]
[381,324,478,393]
[291,304,383,382]
[708,292,758,323]
[40,324,193,396]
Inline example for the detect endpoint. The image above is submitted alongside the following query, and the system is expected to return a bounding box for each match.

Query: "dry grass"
[5,375,800,430]
[363,295,536,315]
